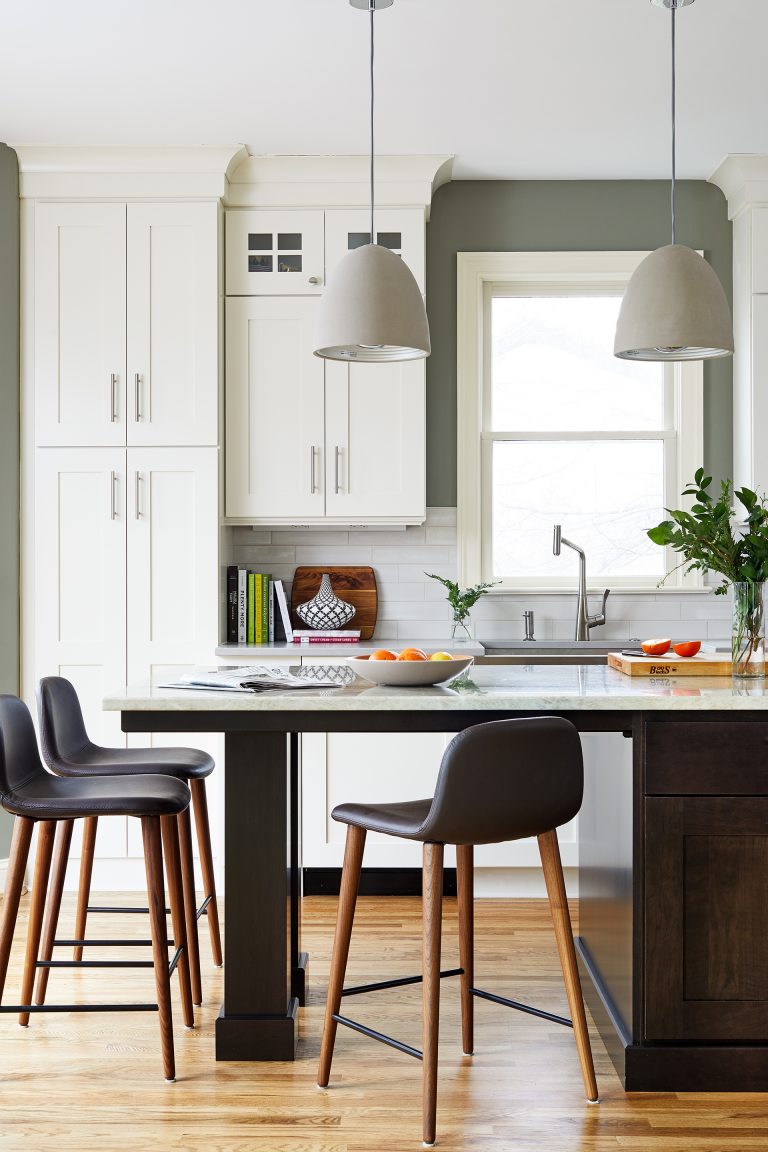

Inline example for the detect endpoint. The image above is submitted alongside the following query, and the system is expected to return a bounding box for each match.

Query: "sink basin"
[476,640,638,665]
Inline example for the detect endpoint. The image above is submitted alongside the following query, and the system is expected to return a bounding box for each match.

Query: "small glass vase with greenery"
[647,468,768,676]
[424,573,500,642]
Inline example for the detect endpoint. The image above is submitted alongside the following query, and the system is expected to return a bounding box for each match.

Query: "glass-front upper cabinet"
[225,210,325,295]
[324,208,425,294]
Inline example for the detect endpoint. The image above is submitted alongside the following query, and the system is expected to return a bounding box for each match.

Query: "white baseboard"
[0,857,25,897]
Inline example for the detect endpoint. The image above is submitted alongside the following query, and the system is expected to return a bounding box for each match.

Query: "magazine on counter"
[162,665,337,693]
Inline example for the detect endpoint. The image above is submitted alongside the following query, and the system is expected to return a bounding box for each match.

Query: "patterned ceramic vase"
[296,573,356,630]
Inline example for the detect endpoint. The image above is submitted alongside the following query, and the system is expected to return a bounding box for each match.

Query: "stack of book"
[291,629,361,644]
[227,567,293,644]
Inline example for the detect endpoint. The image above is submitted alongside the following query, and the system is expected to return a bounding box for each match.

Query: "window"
[457,252,703,591]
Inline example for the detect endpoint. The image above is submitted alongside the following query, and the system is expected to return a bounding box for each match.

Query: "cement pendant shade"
[614,0,733,362]
[313,0,430,363]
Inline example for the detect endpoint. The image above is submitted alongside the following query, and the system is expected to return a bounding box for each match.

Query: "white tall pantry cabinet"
[20,148,237,888]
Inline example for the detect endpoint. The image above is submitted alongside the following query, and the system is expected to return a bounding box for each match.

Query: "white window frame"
[457,251,704,592]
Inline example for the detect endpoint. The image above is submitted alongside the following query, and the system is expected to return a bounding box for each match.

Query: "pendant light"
[614,0,733,361]
[314,0,431,362]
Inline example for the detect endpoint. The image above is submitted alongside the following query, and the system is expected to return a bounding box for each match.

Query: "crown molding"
[12,144,248,200]
[224,154,454,216]
[709,154,768,219]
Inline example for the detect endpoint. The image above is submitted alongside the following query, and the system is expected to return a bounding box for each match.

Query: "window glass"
[490,296,663,432]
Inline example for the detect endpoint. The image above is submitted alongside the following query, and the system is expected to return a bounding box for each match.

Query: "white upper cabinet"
[225,210,325,295]
[225,296,326,520]
[35,201,218,447]
[324,358,425,520]
[126,203,218,446]
[35,203,127,447]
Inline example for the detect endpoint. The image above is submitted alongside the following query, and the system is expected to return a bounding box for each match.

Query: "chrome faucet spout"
[552,525,610,641]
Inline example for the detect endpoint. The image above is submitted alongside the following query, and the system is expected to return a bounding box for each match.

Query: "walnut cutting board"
[608,652,733,677]
[290,566,378,640]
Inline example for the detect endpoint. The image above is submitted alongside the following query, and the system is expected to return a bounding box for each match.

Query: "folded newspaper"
[164,666,335,693]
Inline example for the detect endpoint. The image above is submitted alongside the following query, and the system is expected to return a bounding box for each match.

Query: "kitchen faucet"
[553,525,610,641]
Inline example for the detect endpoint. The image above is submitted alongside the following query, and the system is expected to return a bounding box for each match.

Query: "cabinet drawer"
[645,721,768,795]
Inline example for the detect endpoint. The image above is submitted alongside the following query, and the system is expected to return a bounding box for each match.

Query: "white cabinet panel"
[324,358,426,520]
[324,207,425,294]
[126,448,219,679]
[225,210,324,295]
[35,449,127,749]
[127,203,218,446]
[752,207,768,293]
[225,297,325,519]
[35,203,126,446]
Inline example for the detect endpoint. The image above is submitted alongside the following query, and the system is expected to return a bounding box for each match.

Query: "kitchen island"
[106,663,768,1090]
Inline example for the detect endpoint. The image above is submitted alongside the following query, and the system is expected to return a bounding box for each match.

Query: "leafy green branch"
[648,468,768,594]
[424,573,500,623]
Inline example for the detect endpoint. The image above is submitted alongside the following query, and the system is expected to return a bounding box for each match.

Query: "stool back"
[0,695,48,808]
[417,716,583,846]
[37,676,92,770]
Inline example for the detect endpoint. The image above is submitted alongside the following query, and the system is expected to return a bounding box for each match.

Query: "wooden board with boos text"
[290,566,378,640]
[608,651,733,677]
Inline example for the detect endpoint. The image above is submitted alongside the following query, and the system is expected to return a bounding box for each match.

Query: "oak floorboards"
[0,894,766,1150]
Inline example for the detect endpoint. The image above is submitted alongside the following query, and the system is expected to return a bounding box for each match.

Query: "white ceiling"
[1,0,766,181]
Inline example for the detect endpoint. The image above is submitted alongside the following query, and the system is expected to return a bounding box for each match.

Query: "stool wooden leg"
[34,819,74,1006]
[190,779,222,967]
[161,813,194,1030]
[142,815,175,1081]
[73,816,98,962]
[0,817,34,1004]
[538,828,598,1102]
[317,823,366,1088]
[422,842,444,1147]
[177,806,202,1006]
[457,842,474,1056]
[19,820,56,1026]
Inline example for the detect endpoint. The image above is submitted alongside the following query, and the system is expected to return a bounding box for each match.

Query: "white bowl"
[348,654,474,687]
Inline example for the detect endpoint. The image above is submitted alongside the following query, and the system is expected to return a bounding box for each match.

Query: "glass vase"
[451,617,473,643]
[732,581,766,678]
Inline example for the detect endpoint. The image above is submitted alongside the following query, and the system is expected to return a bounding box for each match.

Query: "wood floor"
[0,893,766,1150]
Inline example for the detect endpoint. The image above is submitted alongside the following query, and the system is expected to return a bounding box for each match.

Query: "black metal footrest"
[53,938,172,948]
[334,968,463,1061]
[0,1003,158,1014]
[332,1013,422,1060]
[36,959,155,969]
[196,894,212,921]
[471,986,572,1028]
[87,904,171,915]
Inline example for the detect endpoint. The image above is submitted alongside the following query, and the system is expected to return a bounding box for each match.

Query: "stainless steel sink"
[476,640,637,665]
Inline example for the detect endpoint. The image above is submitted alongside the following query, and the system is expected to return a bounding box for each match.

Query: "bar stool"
[36,676,222,1008]
[317,716,598,1147]
[0,694,193,1081]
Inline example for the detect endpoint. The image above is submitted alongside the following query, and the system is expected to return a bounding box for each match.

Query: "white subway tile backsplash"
[227,513,729,647]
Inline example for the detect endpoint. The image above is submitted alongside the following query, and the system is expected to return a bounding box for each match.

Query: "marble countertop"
[105,663,768,713]
[214,639,485,658]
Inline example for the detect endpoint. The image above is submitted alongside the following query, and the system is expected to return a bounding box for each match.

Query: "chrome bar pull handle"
[310,445,318,494]
[134,373,142,422]
[110,374,118,422]
[134,471,141,519]
[334,446,342,494]
[110,471,118,520]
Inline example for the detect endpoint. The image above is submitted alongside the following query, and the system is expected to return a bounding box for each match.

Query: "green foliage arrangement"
[424,573,500,631]
[647,468,768,594]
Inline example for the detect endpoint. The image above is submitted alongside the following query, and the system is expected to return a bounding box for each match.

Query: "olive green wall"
[0,144,19,858]
[425,180,733,507]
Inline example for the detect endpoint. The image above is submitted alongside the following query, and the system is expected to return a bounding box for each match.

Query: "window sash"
[457,251,704,593]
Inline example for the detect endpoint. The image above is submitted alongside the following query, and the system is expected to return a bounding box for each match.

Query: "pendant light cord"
[369,0,375,245]
[667,7,677,245]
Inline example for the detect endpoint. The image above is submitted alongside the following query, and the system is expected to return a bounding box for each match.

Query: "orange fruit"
[429,651,454,661]
[672,640,701,658]
[640,638,671,656]
[369,649,398,661]
[397,647,428,661]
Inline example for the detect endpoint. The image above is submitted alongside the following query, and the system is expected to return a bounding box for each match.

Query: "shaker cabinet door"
[126,203,219,447]
[225,296,325,520]
[34,203,127,446]
[225,210,324,296]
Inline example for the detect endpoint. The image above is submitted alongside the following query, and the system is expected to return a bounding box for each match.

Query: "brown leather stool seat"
[0,694,193,1081]
[36,676,222,1006]
[318,716,598,1146]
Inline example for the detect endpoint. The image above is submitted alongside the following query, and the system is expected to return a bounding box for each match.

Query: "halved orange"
[640,638,671,656]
